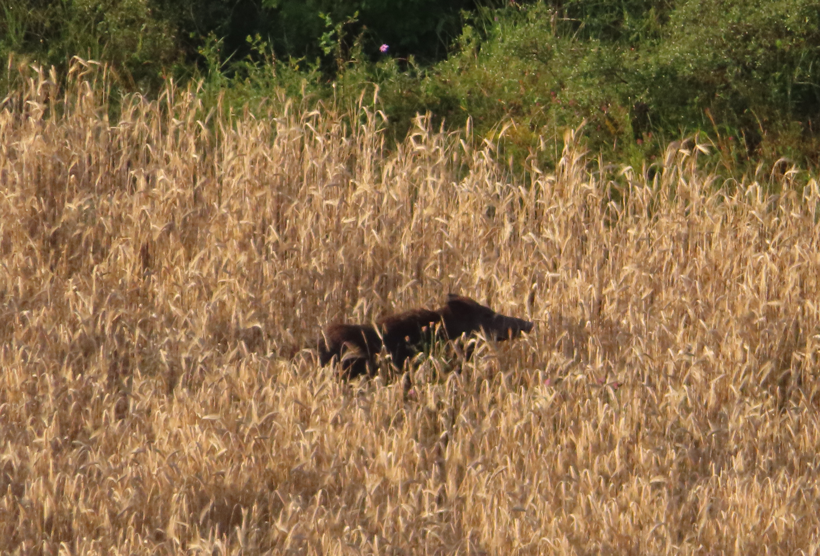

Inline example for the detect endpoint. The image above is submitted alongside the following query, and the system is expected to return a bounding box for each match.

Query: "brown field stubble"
[3,61,820,554]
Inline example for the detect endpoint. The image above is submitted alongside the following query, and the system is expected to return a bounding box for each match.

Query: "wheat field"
[2,60,820,555]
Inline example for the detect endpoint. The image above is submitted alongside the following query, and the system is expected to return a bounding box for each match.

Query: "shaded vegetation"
[2,0,820,172]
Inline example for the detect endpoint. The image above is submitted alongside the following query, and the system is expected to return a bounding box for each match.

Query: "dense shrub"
[1,0,180,91]
[367,0,820,169]
[640,0,820,161]
[1,0,483,93]
[3,0,820,171]
[261,0,479,65]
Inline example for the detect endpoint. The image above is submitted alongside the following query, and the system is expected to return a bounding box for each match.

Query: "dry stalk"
[2,61,820,554]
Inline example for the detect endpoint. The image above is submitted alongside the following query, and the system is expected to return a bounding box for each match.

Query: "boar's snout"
[485,314,534,340]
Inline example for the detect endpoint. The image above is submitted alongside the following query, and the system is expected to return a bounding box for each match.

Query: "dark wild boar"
[318,294,533,378]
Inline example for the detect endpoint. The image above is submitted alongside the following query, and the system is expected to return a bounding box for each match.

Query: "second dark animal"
[318,294,534,378]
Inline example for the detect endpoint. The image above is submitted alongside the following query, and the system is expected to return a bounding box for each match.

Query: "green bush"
[639,0,820,160]
[548,0,674,44]
[367,0,820,170]
[1,0,180,92]
[4,0,820,175]
[372,4,642,168]
[261,0,479,66]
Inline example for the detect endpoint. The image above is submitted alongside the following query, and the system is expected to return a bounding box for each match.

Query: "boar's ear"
[446,293,461,302]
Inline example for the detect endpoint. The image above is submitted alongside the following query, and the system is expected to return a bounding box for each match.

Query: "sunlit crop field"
[3,61,820,555]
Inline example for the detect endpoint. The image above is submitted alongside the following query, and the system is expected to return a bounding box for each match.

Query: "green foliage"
[261,0,478,65]
[549,0,675,43]
[318,10,360,73]
[194,32,327,111]
[3,0,820,175]
[374,3,643,168]
[154,0,273,68]
[640,0,820,159]
[1,0,180,92]
[365,0,820,171]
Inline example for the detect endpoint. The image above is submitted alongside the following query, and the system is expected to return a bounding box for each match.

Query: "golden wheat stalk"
[1,59,819,554]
